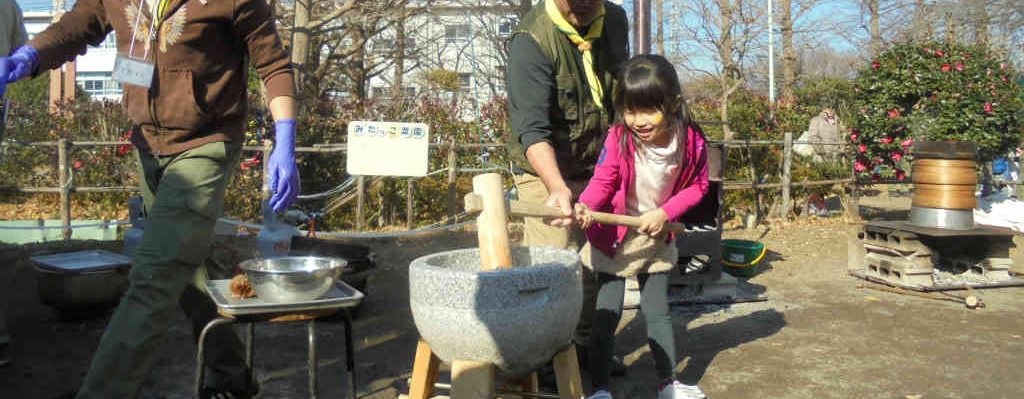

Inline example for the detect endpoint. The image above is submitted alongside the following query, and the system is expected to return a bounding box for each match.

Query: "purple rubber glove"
[267,119,299,213]
[0,46,39,97]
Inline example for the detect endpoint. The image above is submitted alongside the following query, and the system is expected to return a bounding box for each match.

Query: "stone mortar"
[409,246,582,377]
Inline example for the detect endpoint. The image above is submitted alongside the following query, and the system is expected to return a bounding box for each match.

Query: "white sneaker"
[586,390,613,399]
[658,380,706,399]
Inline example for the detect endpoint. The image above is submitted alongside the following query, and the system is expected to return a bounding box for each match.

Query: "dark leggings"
[588,272,676,390]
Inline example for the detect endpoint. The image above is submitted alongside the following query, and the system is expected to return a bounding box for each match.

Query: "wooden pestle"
[471,174,513,270]
[464,193,689,233]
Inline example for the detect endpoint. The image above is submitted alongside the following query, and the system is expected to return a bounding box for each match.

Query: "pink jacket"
[578,124,709,257]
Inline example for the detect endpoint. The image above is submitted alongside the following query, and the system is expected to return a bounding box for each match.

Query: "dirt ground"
[2,191,1023,399]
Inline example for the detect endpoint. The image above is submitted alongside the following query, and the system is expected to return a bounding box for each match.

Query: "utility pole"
[767,0,776,105]
[635,0,652,54]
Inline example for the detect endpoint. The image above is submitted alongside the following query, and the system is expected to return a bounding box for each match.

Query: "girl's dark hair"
[613,54,699,153]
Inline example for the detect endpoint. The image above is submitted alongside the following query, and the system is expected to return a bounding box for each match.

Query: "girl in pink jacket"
[574,54,709,399]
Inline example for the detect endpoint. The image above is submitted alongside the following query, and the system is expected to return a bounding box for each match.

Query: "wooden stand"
[405,174,584,399]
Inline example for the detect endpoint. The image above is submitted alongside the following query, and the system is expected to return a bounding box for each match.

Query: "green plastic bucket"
[721,239,767,278]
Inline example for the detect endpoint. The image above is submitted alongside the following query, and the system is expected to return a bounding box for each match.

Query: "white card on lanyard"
[113,55,155,88]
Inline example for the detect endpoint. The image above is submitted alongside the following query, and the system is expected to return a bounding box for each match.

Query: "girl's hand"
[574,203,593,229]
[638,208,669,236]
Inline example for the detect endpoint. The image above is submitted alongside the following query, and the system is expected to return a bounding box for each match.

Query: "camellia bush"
[850,41,1024,180]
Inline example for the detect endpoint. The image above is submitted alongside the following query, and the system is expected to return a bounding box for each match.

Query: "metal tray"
[206,279,364,316]
[30,250,132,273]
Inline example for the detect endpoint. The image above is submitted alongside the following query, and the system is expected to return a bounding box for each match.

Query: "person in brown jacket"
[0,0,299,398]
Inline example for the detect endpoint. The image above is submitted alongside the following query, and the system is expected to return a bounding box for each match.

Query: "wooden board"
[865,220,1013,238]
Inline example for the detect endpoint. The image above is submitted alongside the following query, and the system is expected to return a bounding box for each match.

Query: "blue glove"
[0,46,39,97]
[267,119,300,213]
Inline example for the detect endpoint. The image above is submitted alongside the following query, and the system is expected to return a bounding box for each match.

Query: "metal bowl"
[237,256,347,303]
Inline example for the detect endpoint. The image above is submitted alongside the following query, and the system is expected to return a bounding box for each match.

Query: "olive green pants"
[76,141,248,399]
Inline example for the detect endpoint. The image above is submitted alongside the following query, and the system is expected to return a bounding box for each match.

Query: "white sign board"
[346,121,430,177]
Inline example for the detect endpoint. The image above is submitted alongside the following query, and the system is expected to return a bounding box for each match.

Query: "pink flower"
[871,61,880,69]
[1000,63,1007,70]
[955,62,964,71]
[934,50,945,57]
[894,168,906,181]
[984,102,993,113]
[850,132,859,142]
[880,136,894,144]
[891,150,903,162]
[887,108,901,119]
[858,143,868,153]
[901,138,914,148]
[72,160,84,171]
[941,64,952,72]
[854,159,868,172]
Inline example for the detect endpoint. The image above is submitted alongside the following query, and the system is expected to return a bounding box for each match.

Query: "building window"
[77,72,123,98]
[498,19,517,38]
[373,39,394,54]
[445,24,470,43]
[459,73,472,91]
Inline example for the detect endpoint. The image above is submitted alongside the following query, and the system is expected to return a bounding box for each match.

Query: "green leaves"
[851,41,1023,178]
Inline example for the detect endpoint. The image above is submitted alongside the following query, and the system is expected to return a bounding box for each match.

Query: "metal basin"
[238,256,347,303]
[409,246,581,376]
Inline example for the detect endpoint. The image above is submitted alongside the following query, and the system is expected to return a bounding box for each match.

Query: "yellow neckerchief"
[545,0,607,109]
[151,0,171,20]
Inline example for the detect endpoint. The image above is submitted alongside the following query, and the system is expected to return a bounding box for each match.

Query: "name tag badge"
[113,55,155,88]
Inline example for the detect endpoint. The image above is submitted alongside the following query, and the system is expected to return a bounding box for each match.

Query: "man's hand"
[545,184,574,227]
[267,119,299,213]
[637,208,669,236]
[574,203,593,229]
[0,46,39,97]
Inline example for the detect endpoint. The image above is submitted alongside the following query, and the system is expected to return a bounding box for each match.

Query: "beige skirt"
[580,230,678,277]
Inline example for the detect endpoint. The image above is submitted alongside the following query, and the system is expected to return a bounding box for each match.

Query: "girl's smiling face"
[624,107,670,147]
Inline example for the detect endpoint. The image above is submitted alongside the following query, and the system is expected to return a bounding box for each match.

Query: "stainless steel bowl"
[237,256,347,303]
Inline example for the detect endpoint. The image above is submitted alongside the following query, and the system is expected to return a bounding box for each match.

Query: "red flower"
[850,132,859,142]
[72,160,84,171]
[934,50,945,57]
[858,143,867,153]
[854,158,868,172]
[891,150,903,162]
[880,136,894,144]
[871,61,880,69]
[984,102,993,113]
[941,64,951,72]
[239,155,261,171]
[116,145,132,156]
[901,138,914,148]
[894,168,906,181]
[955,62,964,71]
[887,108,901,119]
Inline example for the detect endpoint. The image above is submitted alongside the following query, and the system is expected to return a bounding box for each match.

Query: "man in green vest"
[507,0,629,373]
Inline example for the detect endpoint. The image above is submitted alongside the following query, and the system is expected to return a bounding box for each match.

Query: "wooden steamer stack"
[853,141,1021,291]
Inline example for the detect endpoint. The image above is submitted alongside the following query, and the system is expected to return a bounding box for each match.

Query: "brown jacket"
[29,0,294,156]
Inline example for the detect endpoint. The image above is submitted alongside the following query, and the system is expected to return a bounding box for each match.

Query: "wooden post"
[407,340,441,399]
[471,173,512,270]
[57,139,71,240]
[446,139,458,225]
[450,360,495,399]
[356,176,366,230]
[407,178,415,230]
[780,132,792,219]
[551,345,584,399]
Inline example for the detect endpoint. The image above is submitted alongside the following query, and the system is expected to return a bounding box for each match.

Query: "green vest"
[509,1,629,180]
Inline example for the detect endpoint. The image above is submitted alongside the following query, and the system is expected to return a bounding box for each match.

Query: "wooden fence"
[1,134,858,237]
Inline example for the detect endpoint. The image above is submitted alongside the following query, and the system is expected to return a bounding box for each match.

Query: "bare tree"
[674,0,766,140]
